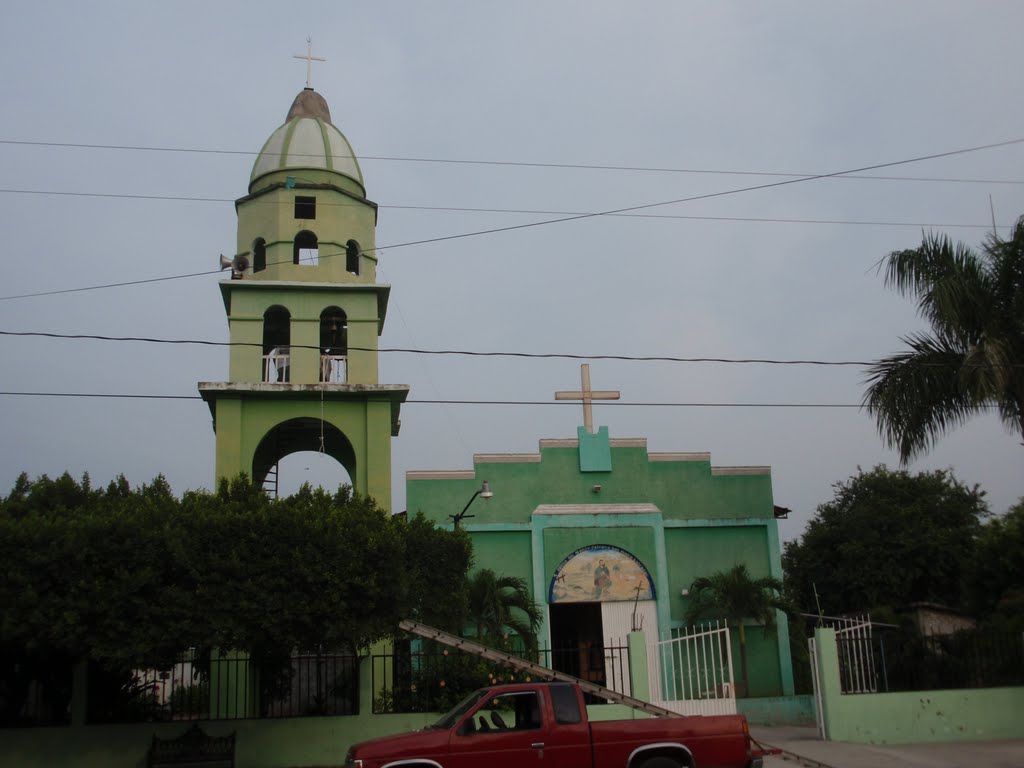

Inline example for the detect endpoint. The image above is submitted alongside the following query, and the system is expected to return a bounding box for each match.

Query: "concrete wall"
[0,656,436,768]
[814,628,1024,743]
[737,695,816,726]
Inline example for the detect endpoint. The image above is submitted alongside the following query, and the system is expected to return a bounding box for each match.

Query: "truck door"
[447,691,548,768]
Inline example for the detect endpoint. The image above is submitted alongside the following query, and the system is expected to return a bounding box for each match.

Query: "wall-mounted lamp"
[592,484,602,493]
[450,480,493,529]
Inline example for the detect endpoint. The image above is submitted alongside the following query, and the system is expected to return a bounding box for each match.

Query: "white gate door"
[600,600,657,696]
[648,622,737,716]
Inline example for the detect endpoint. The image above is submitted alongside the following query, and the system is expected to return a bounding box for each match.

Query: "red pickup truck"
[344,681,765,768]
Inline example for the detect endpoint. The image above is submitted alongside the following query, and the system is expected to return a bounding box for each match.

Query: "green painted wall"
[814,628,1024,743]
[737,695,816,726]
[406,439,794,696]
[542,526,657,582]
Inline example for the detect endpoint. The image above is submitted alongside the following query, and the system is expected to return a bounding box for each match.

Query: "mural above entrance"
[549,544,655,604]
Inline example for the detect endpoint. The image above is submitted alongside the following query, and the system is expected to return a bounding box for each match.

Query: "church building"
[199,81,407,510]
[194,65,793,700]
[407,365,795,698]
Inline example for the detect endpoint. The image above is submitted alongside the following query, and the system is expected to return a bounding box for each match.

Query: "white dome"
[250,89,364,190]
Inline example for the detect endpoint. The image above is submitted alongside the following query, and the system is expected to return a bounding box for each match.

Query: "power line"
[0,187,1004,231]
[0,391,865,407]
[3,137,1022,303]
[3,138,1023,185]
[5,330,1022,370]
[0,330,873,366]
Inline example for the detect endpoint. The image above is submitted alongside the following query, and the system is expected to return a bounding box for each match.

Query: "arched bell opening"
[252,417,357,498]
[252,237,267,272]
[320,307,348,383]
[294,230,319,265]
[262,305,291,382]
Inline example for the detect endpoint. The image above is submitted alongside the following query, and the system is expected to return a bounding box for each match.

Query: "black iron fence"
[372,642,629,715]
[0,657,73,727]
[0,650,360,727]
[838,629,1024,694]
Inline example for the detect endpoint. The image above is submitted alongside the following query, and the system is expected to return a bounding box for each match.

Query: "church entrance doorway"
[549,602,606,688]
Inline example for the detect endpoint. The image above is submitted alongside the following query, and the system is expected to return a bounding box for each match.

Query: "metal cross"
[555,364,620,435]
[293,37,326,88]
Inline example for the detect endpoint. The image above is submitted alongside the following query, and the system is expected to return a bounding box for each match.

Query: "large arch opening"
[276,451,353,498]
[252,417,356,497]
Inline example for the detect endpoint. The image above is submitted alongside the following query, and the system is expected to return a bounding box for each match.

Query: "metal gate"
[648,621,737,715]
[808,613,876,738]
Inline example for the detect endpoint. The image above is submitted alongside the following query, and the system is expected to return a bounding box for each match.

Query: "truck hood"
[349,727,450,760]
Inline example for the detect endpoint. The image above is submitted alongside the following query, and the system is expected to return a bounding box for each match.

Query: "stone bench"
[146,724,235,768]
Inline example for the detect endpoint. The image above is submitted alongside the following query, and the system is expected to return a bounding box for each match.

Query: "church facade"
[408,366,795,698]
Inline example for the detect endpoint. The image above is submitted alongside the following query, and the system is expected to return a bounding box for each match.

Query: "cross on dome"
[555,364,620,435]
[293,37,326,88]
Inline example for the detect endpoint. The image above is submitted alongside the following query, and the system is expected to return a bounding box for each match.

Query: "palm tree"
[466,569,543,654]
[864,215,1024,463]
[685,564,789,697]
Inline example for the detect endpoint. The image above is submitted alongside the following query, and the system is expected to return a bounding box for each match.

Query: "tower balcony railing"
[263,348,291,383]
[320,354,347,383]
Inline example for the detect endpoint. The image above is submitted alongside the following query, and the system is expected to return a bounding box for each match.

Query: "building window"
[294,230,318,265]
[346,239,361,275]
[294,196,316,220]
[320,307,348,383]
[263,306,291,382]
[253,238,267,273]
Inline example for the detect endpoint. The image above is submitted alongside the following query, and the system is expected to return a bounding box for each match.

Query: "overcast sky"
[1,1,1022,545]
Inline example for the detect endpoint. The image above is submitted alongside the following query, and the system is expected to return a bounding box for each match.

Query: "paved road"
[753,725,1024,768]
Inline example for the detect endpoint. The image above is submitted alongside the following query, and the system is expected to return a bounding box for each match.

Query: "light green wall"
[206,395,399,510]
[406,442,793,696]
[470,530,532,582]
[737,695,816,726]
[224,284,385,384]
[814,628,1024,743]
[237,170,377,285]
[542,526,657,584]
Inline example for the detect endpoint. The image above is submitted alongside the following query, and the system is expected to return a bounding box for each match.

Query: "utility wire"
[3,137,1022,303]
[5,330,1023,370]
[0,391,867,407]
[3,138,1023,185]
[0,390,1005,412]
[0,329,873,366]
[0,187,1005,231]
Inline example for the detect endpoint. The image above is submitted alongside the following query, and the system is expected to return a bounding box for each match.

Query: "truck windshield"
[428,689,488,730]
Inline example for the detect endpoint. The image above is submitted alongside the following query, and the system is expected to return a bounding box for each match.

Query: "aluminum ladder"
[398,619,682,719]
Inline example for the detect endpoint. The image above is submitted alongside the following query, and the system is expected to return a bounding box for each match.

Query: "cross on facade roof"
[555,364,620,435]
[293,37,326,88]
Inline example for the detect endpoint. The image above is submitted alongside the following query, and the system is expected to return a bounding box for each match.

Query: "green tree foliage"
[863,215,1024,463]
[966,498,1024,630]
[685,564,788,697]
[0,472,470,667]
[401,512,472,632]
[465,569,543,653]
[783,466,988,617]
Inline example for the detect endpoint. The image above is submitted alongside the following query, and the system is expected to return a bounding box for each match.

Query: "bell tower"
[199,87,408,510]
